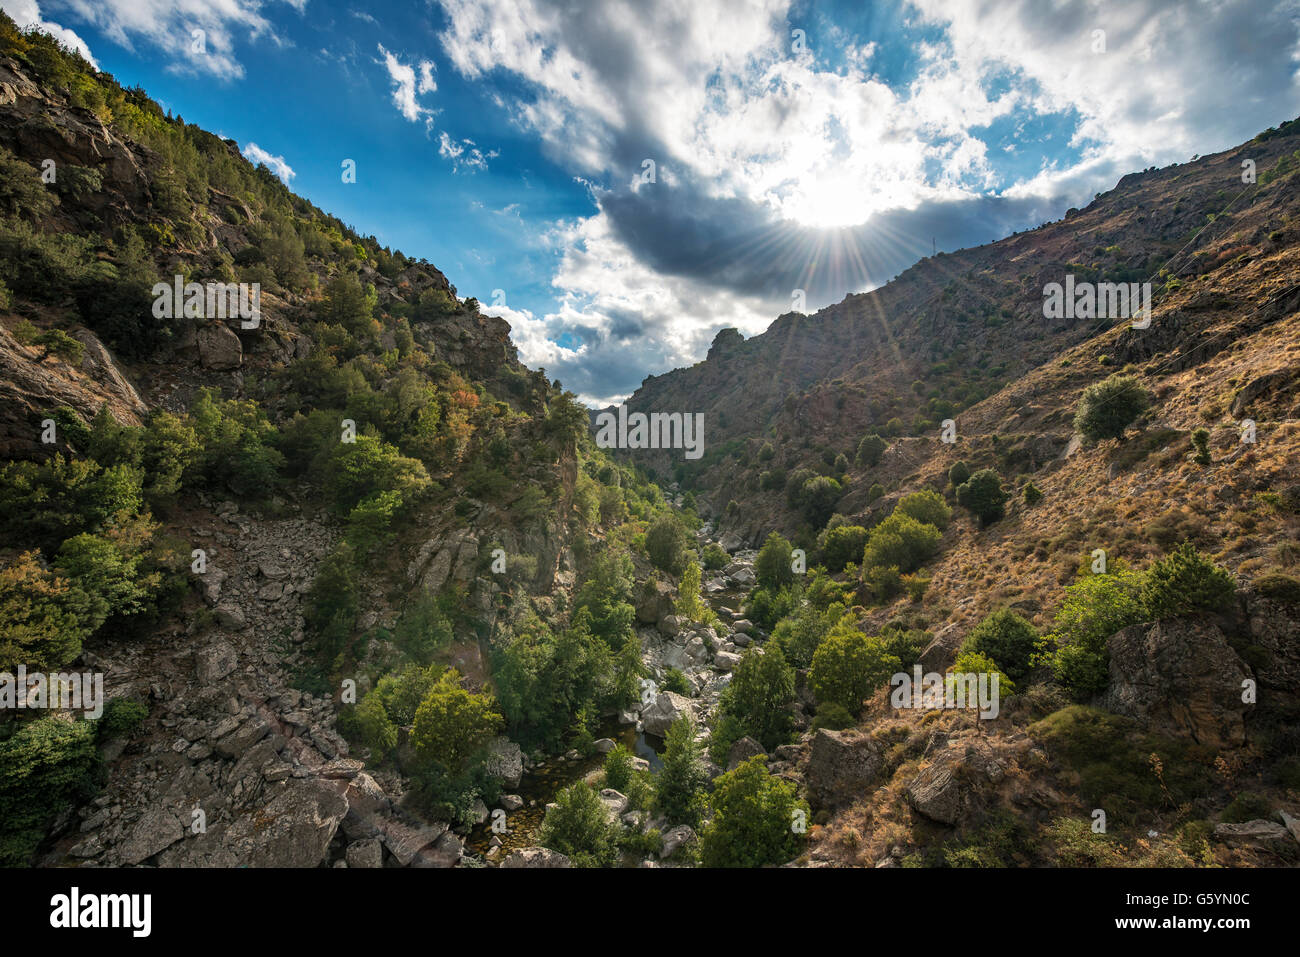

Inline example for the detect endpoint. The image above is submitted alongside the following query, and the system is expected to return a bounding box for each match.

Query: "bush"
[700,757,807,868]
[0,715,99,865]
[411,669,502,774]
[811,702,855,731]
[661,667,690,695]
[1141,543,1235,619]
[956,469,1008,526]
[702,542,729,571]
[96,697,148,741]
[1220,791,1273,824]
[819,524,868,572]
[1023,482,1043,506]
[950,650,1015,695]
[895,489,952,530]
[797,475,842,528]
[810,626,899,715]
[603,744,634,793]
[771,602,834,669]
[959,610,1039,683]
[655,715,707,828]
[538,782,618,867]
[755,531,795,590]
[645,515,689,575]
[1191,428,1211,466]
[948,460,971,487]
[861,512,941,574]
[1074,374,1152,442]
[723,644,795,750]
[856,434,887,467]
[0,551,93,673]
[1047,566,1145,700]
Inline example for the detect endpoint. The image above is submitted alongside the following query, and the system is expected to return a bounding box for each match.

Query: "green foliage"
[1074,374,1153,442]
[323,432,429,515]
[0,716,99,866]
[188,389,284,498]
[723,644,795,750]
[810,625,899,715]
[1047,565,1145,700]
[0,454,143,554]
[655,715,708,828]
[755,531,795,590]
[950,650,1015,695]
[538,781,618,867]
[856,434,887,467]
[391,592,454,665]
[948,460,971,487]
[771,601,835,669]
[895,489,952,530]
[702,542,729,570]
[1023,482,1043,505]
[798,475,842,528]
[54,518,162,632]
[960,610,1039,683]
[0,551,92,672]
[675,561,708,623]
[661,667,690,696]
[1220,791,1272,824]
[574,551,636,649]
[345,490,403,557]
[303,544,359,660]
[700,757,807,868]
[811,702,855,731]
[956,468,1008,526]
[645,514,689,575]
[96,697,148,741]
[861,512,941,574]
[411,669,502,775]
[603,744,634,793]
[1191,428,1211,466]
[819,523,868,572]
[1141,543,1236,619]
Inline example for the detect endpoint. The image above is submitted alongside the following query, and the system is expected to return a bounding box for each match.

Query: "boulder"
[598,789,629,822]
[636,581,675,625]
[345,839,383,868]
[658,614,682,637]
[660,824,697,859]
[726,735,767,771]
[212,603,247,631]
[484,737,524,789]
[1102,619,1253,749]
[641,691,692,737]
[714,650,742,672]
[906,738,1004,826]
[500,847,571,868]
[194,641,237,682]
[808,729,887,808]
[1214,820,1296,857]
[382,819,450,867]
[119,807,185,865]
[197,322,242,370]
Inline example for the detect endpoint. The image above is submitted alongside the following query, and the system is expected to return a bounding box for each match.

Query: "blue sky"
[7,0,1300,404]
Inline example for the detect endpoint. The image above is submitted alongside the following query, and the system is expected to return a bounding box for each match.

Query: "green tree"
[856,434,887,467]
[1074,374,1152,442]
[574,551,636,649]
[411,669,502,774]
[700,757,807,868]
[1048,564,1145,699]
[645,515,689,575]
[675,560,707,622]
[655,714,708,827]
[0,551,92,672]
[948,460,971,487]
[755,531,795,590]
[725,644,795,750]
[895,489,952,530]
[956,468,1008,526]
[861,512,941,574]
[820,524,868,572]
[810,625,899,715]
[538,782,618,867]
[1141,543,1236,620]
[0,715,99,866]
[960,610,1039,683]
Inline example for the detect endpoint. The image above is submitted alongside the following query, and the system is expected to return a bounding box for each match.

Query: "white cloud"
[1,0,97,68]
[57,0,302,80]
[377,44,437,124]
[437,131,496,172]
[241,143,295,183]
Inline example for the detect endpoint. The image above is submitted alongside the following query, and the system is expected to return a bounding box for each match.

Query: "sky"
[5,0,1299,405]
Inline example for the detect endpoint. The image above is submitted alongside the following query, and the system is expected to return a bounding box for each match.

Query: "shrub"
[700,757,807,868]
[1023,482,1043,506]
[959,610,1039,683]
[96,697,148,741]
[724,644,795,750]
[0,551,93,672]
[1220,791,1273,824]
[755,531,795,590]
[661,667,690,696]
[771,602,834,669]
[645,515,689,575]
[798,475,842,528]
[861,512,941,574]
[1074,374,1152,442]
[411,669,502,774]
[950,650,1015,695]
[538,782,618,867]
[856,434,887,467]
[603,744,634,793]
[956,469,1008,526]
[702,542,729,571]
[811,702,855,731]
[895,489,952,530]
[819,524,868,572]
[810,626,899,715]
[655,715,707,828]
[0,715,99,865]
[1191,428,1211,466]
[948,460,971,487]
[1047,565,1145,700]
[1141,543,1235,619]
